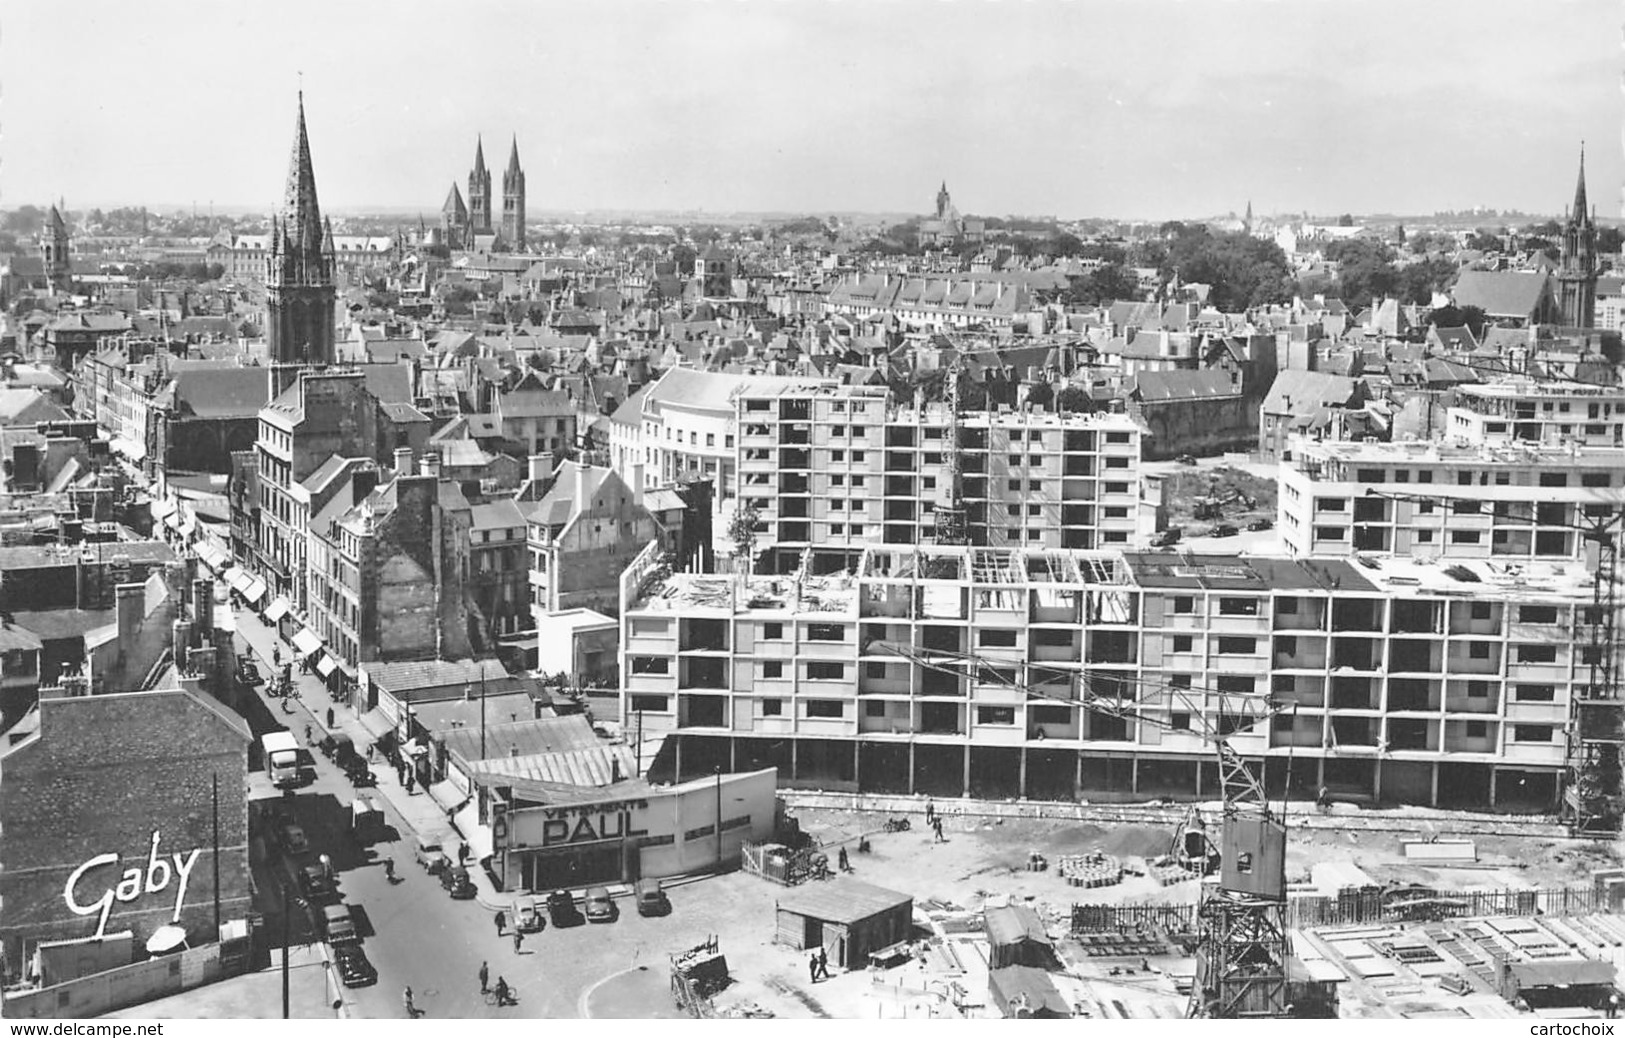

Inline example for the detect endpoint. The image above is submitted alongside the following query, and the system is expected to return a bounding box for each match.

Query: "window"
[1517,644,1557,664]
[979,629,1018,647]
[1218,636,1257,655]
[762,622,784,640]
[976,706,1016,726]
[1315,526,1347,541]
[1169,674,1192,689]
[761,698,783,716]
[705,433,715,447]
[1171,712,1191,730]
[1470,602,1491,620]
[805,699,844,718]
[1468,680,1490,699]
[807,623,845,641]
[1218,597,1260,616]
[1008,479,1022,492]
[1215,675,1255,694]
[1276,598,1299,615]
[1008,454,1023,466]
[864,700,886,717]
[866,661,887,679]
[1105,457,1128,469]
[1418,471,1433,483]
[1520,605,1558,624]
[1583,472,1611,488]
[762,661,784,679]
[630,694,669,713]
[631,656,670,675]
[1173,596,1194,614]
[1513,724,1553,743]
[1356,469,1383,483]
[1515,684,1555,702]
[1172,634,1193,653]
[1450,530,1481,545]
[807,662,845,680]
[1469,642,1489,659]
[853,451,866,463]
[1322,498,1347,512]
[1465,720,1488,738]
[1276,636,1297,657]
[1417,530,1434,543]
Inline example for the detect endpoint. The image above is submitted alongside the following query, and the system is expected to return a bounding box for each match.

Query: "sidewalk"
[231,604,506,909]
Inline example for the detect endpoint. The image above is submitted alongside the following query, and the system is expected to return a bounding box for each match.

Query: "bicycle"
[485,986,519,1007]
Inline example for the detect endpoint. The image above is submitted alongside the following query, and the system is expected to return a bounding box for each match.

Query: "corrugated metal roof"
[776,879,912,926]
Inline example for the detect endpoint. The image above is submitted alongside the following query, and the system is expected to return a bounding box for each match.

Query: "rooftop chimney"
[115,582,144,647]
[528,452,555,484]
[420,451,442,479]
[575,461,589,512]
[630,462,645,509]
[394,446,413,476]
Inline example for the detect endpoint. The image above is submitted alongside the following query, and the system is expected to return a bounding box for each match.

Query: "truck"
[262,731,302,788]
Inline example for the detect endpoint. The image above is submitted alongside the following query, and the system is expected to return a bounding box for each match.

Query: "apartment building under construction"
[620,545,1612,811]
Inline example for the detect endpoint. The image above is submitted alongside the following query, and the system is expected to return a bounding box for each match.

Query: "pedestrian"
[319,853,333,881]
[403,985,416,1018]
[817,948,830,980]
[478,960,489,994]
[405,773,416,795]
[1610,992,1620,1019]
[513,928,523,954]
[494,910,506,936]
[808,952,819,984]
[933,817,945,843]
[838,846,850,872]
[459,842,470,864]
[924,799,934,825]
[326,707,335,728]
[494,976,511,1008]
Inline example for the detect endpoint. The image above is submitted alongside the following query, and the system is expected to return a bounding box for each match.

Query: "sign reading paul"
[63,831,203,939]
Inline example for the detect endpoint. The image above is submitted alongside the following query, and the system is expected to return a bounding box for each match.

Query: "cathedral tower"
[1557,145,1598,328]
[265,92,336,374]
[502,136,526,252]
[468,137,493,242]
[442,182,468,245]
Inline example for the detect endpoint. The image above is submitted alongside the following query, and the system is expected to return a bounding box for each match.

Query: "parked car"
[322,903,358,944]
[279,824,309,855]
[297,863,336,901]
[238,659,262,686]
[513,896,546,934]
[1209,523,1239,537]
[414,835,448,875]
[331,943,376,987]
[546,889,584,928]
[634,880,670,918]
[1176,454,1198,466]
[583,886,616,923]
[1246,518,1274,532]
[440,865,477,900]
[1150,527,1182,548]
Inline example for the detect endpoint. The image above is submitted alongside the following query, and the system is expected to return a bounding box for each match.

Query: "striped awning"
[292,628,322,657]
[263,597,291,623]
[241,578,268,605]
[197,544,228,570]
[225,568,250,593]
[315,655,338,678]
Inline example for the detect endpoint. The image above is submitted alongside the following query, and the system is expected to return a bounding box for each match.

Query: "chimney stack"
[420,451,442,479]
[575,462,590,513]
[115,582,144,646]
[528,452,555,484]
[394,446,413,476]
[630,462,645,508]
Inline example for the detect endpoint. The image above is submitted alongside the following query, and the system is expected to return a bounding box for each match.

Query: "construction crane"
[1363,485,1625,833]
[863,639,1301,1018]
[934,354,969,546]
[1194,489,1257,521]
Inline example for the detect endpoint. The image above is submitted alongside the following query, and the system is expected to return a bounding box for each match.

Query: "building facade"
[621,546,1600,811]
[1278,437,1624,560]
[1447,380,1625,449]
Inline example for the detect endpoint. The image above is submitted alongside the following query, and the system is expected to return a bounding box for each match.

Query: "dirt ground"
[1160,464,1278,536]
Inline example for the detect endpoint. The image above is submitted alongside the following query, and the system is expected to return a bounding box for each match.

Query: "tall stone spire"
[266,91,337,373]
[282,91,326,262]
[468,135,493,240]
[1558,141,1599,328]
[1572,142,1590,221]
[501,134,526,252]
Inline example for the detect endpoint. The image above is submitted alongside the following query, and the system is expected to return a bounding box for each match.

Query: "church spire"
[507,135,521,176]
[473,135,487,176]
[1572,142,1590,222]
[282,91,326,260]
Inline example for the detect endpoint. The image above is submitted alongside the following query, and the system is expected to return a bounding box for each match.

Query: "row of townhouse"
[619,545,1612,812]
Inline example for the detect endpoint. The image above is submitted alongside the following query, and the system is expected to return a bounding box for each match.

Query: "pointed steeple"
[48,205,67,234]
[443,183,467,218]
[1572,142,1589,223]
[473,135,487,176]
[282,91,325,257]
[507,135,521,176]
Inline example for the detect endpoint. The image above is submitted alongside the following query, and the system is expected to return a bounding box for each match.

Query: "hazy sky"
[2,0,1619,219]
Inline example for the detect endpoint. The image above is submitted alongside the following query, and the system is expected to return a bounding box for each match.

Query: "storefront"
[485,768,776,893]
[0,686,253,982]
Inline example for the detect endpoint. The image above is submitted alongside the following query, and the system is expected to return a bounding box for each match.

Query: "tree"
[1055,386,1093,412]
[1427,304,1487,339]
[1465,230,1504,252]
[1025,382,1055,410]
[728,504,761,577]
[1337,214,1355,227]
[1598,226,1624,254]
[672,244,697,276]
[1064,263,1138,306]
[1164,227,1294,310]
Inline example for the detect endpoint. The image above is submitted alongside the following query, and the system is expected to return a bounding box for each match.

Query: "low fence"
[3,943,229,1019]
[1071,884,1604,937]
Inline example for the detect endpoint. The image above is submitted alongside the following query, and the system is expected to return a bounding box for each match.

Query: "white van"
[262,731,301,788]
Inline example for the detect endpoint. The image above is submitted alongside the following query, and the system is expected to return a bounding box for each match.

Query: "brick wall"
[0,689,252,971]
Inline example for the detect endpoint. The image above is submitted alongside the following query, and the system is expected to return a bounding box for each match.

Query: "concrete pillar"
[853,742,861,792]
[1018,747,1027,799]
[674,735,683,783]
[961,745,971,798]
[1430,762,1440,807]
[1194,756,1202,798]
[790,738,799,783]
[908,742,916,795]
[730,737,737,773]
[1130,756,1139,796]
[1373,758,1383,802]
[1076,752,1084,798]
[1489,768,1498,808]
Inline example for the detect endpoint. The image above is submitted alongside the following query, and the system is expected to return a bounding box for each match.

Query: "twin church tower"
[442,136,526,251]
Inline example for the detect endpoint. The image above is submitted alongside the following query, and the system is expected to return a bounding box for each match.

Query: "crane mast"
[934,356,969,546]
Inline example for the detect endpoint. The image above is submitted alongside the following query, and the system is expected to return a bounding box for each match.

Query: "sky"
[1,0,1620,220]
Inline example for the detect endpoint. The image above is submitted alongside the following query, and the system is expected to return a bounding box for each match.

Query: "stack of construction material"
[1059,853,1123,889]
[1147,861,1199,886]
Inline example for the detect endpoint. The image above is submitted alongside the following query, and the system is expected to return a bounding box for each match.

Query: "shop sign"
[538,799,650,847]
[63,831,202,938]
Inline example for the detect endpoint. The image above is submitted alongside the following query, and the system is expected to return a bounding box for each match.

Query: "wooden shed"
[984,904,1055,969]
[988,965,1071,1019]
[774,879,914,970]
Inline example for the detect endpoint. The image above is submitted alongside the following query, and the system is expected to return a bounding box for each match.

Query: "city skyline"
[1,0,1619,220]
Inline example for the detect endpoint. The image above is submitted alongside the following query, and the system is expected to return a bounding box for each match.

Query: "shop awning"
[163,512,183,531]
[292,628,322,657]
[241,578,267,605]
[315,655,338,678]
[178,518,196,537]
[197,544,228,570]
[111,436,146,462]
[263,597,291,623]
[151,498,176,522]
[226,569,252,594]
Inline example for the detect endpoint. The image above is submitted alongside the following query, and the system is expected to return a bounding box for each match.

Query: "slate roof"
[470,498,527,532]
[1261,369,1362,416]
[0,388,69,426]
[776,879,912,925]
[1452,270,1551,319]
[173,367,272,419]
[498,388,574,419]
[1129,369,1238,402]
[527,460,617,527]
[365,657,509,694]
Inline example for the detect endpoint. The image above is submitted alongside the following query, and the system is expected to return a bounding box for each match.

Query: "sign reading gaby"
[63,831,203,938]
